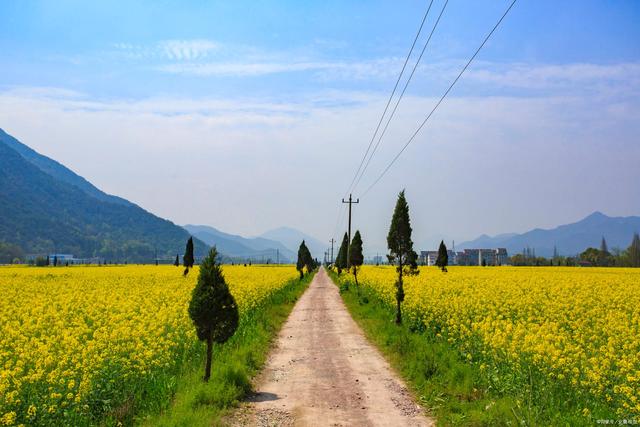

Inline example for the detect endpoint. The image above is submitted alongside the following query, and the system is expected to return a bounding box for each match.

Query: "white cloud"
[112,39,220,61]
[1,58,638,252]
[157,57,402,79]
[158,39,219,61]
[464,62,640,93]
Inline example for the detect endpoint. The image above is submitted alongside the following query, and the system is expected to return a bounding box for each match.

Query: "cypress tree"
[183,237,195,276]
[302,241,314,273]
[296,240,309,279]
[188,247,239,382]
[598,236,611,266]
[174,254,180,267]
[335,239,343,273]
[349,230,364,290]
[387,190,419,324]
[436,240,448,272]
[336,232,349,274]
[305,246,315,272]
[629,232,640,267]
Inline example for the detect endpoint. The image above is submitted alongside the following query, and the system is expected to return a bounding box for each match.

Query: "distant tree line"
[509,234,640,267]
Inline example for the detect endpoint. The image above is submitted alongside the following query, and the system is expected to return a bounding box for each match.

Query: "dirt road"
[229,267,433,427]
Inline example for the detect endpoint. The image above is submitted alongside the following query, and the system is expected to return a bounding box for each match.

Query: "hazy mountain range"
[183,224,295,263]
[458,211,640,257]
[183,225,325,262]
[0,128,209,262]
[259,226,325,259]
[0,128,325,263]
[2,128,637,262]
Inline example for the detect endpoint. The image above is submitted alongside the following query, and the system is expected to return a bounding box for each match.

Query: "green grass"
[328,270,598,427]
[136,272,314,427]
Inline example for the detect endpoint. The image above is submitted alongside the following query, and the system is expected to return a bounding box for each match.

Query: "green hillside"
[0,130,208,262]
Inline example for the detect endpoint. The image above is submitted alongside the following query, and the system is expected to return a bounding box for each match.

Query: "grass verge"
[137,272,314,427]
[328,270,595,426]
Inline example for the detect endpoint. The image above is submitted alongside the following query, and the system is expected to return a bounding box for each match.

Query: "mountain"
[0,129,132,207]
[456,233,518,249]
[259,227,325,260]
[0,128,208,262]
[183,224,295,263]
[458,212,640,257]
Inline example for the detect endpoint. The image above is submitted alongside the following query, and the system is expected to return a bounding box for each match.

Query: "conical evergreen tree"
[598,236,611,266]
[174,254,180,267]
[349,230,364,290]
[436,240,448,272]
[188,247,239,381]
[336,232,349,275]
[183,237,195,276]
[303,241,314,272]
[296,240,310,279]
[387,190,418,324]
[628,232,640,267]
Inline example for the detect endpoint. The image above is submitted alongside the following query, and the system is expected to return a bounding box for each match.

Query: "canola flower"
[336,266,640,419]
[0,265,298,426]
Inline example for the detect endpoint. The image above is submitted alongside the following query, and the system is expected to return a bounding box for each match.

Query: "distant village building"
[456,248,508,266]
[420,248,508,266]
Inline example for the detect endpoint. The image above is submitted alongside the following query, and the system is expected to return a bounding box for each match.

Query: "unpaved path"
[228,267,433,427]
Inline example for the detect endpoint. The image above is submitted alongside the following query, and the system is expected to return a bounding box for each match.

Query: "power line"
[343,0,435,199]
[362,0,517,197]
[352,0,449,193]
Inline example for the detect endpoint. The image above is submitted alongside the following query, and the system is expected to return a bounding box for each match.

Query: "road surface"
[229,267,433,427]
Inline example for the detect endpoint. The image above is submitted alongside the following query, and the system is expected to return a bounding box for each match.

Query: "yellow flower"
[1,412,16,426]
[335,265,640,418]
[0,265,298,424]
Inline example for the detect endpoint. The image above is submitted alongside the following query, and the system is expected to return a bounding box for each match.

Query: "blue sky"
[1,0,639,255]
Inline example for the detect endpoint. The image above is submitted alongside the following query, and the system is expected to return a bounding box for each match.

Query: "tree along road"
[229,267,433,426]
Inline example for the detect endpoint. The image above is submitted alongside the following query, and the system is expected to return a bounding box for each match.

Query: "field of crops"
[336,266,640,421]
[0,265,298,426]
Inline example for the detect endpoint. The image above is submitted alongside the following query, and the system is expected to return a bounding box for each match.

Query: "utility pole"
[329,238,335,264]
[276,249,279,265]
[341,193,359,267]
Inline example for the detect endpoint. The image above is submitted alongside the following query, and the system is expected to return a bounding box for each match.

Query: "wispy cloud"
[158,39,219,61]
[1,80,638,246]
[110,38,640,95]
[113,39,220,61]
[464,62,640,93]
[157,57,402,79]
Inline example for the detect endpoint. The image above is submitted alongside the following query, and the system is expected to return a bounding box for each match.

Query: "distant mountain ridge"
[183,224,295,262]
[259,227,325,259]
[459,212,640,257]
[0,129,132,207]
[0,128,208,262]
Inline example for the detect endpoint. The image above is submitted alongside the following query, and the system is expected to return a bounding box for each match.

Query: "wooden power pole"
[341,193,359,268]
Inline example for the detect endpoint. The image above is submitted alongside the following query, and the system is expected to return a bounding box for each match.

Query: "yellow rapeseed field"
[0,265,298,426]
[337,266,640,419]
